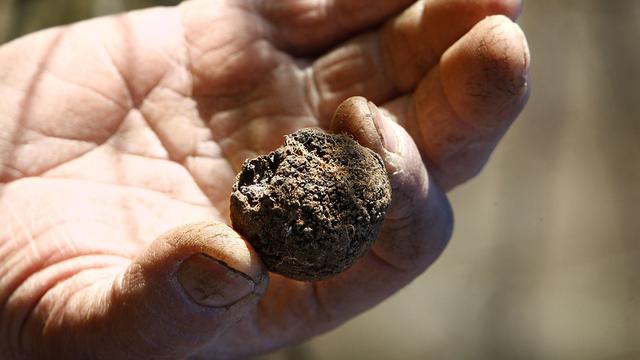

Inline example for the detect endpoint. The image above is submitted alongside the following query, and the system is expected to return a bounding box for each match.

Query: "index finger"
[313,97,452,319]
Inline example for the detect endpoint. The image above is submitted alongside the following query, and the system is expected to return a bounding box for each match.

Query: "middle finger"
[307,0,522,122]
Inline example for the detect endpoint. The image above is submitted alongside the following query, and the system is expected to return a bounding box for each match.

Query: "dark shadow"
[7,0,26,42]
[6,0,93,43]
[126,0,181,7]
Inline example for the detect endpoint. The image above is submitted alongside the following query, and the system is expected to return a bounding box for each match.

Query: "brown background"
[1,0,638,359]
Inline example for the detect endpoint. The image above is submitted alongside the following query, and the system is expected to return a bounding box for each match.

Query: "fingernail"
[368,101,398,153]
[177,254,255,308]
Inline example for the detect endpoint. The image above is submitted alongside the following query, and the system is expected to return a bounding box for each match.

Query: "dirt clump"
[230,128,391,281]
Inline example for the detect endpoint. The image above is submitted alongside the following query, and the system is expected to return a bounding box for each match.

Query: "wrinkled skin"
[0,0,530,359]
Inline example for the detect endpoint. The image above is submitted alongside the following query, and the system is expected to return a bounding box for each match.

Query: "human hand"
[0,0,529,358]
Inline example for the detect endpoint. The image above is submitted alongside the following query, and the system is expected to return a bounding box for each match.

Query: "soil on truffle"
[230,128,391,281]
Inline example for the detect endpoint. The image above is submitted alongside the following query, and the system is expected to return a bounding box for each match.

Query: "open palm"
[0,0,529,358]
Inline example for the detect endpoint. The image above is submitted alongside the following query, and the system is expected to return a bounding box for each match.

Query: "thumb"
[51,222,267,359]
[331,97,453,274]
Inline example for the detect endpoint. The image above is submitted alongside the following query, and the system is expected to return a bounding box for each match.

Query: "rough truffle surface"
[230,128,391,281]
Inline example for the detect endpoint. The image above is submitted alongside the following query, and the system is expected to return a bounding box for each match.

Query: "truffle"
[230,128,391,281]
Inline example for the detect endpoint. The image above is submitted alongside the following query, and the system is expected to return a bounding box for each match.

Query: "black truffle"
[230,128,391,281]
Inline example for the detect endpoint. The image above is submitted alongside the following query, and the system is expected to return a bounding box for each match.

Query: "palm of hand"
[5,3,320,231]
[2,3,323,354]
[0,0,529,358]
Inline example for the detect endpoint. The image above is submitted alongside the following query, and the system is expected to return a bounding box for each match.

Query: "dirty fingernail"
[178,253,255,308]
[368,101,399,154]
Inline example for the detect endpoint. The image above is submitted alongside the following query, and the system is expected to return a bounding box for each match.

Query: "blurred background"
[1,0,638,359]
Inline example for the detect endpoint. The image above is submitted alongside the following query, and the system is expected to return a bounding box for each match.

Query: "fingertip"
[103,222,268,357]
[186,222,268,285]
[441,15,530,128]
[330,96,385,154]
[149,222,267,283]
[368,101,400,156]
[328,99,453,278]
[124,222,270,311]
[159,222,269,308]
[330,96,368,134]
[177,253,258,308]
[330,97,407,178]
